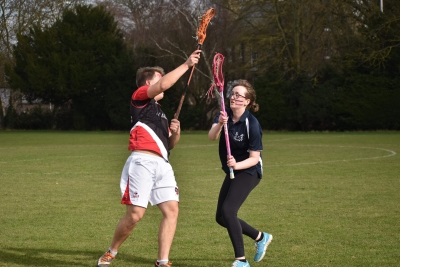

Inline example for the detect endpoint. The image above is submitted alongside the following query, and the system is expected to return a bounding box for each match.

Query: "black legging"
[215,171,261,258]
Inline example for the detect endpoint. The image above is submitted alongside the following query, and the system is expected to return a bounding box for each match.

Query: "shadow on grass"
[0,247,230,267]
[0,247,153,267]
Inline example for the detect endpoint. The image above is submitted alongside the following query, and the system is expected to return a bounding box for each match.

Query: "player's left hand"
[170,119,181,135]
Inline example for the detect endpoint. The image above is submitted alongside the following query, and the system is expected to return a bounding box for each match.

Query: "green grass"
[0,130,400,267]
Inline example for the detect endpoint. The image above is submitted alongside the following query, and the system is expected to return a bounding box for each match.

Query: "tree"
[212,0,399,130]
[97,0,222,128]
[0,0,87,128]
[3,0,399,130]
[6,4,135,130]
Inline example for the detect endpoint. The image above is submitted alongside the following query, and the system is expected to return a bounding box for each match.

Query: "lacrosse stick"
[212,53,234,179]
[174,7,216,119]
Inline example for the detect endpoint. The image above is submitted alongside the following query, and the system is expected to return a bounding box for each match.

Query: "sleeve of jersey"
[132,86,150,100]
[248,118,263,151]
[128,122,169,161]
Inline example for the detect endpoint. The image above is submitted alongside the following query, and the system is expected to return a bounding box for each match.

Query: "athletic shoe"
[155,261,173,267]
[97,250,116,267]
[232,259,251,267]
[254,232,273,262]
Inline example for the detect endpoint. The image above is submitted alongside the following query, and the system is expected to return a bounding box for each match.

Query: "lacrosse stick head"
[212,53,225,93]
[197,8,216,46]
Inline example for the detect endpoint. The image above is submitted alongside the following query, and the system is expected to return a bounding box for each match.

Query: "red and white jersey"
[128,121,169,161]
[128,85,171,161]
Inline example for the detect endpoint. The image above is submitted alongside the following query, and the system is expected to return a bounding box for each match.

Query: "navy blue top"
[213,109,263,178]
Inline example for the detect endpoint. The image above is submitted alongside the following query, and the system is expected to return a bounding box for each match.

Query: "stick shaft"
[220,90,235,179]
[174,44,202,119]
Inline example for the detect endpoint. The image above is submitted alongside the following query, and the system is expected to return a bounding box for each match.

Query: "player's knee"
[215,215,225,227]
[159,201,178,219]
[126,205,145,223]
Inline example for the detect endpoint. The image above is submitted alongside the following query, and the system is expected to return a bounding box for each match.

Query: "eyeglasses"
[231,92,247,99]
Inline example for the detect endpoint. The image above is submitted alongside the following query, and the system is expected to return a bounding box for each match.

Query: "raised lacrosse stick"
[212,53,234,179]
[174,7,216,119]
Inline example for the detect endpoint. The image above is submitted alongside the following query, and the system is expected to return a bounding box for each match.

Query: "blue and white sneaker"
[254,232,273,262]
[232,259,251,267]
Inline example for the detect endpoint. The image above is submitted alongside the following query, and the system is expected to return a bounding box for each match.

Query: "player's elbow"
[208,132,218,141]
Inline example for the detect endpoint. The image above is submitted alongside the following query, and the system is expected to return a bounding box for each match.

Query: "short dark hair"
[136,66,165,87]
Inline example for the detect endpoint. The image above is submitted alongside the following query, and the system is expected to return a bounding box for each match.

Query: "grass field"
[0,130,400,269]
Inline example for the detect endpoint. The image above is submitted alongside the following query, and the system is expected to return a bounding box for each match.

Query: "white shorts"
[120,151,179,208]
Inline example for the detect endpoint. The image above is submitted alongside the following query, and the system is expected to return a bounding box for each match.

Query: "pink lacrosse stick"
[212,53,234,179]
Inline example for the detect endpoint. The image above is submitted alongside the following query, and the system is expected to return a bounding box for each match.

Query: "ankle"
[108,248,118,256]
[256,232,264,242]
